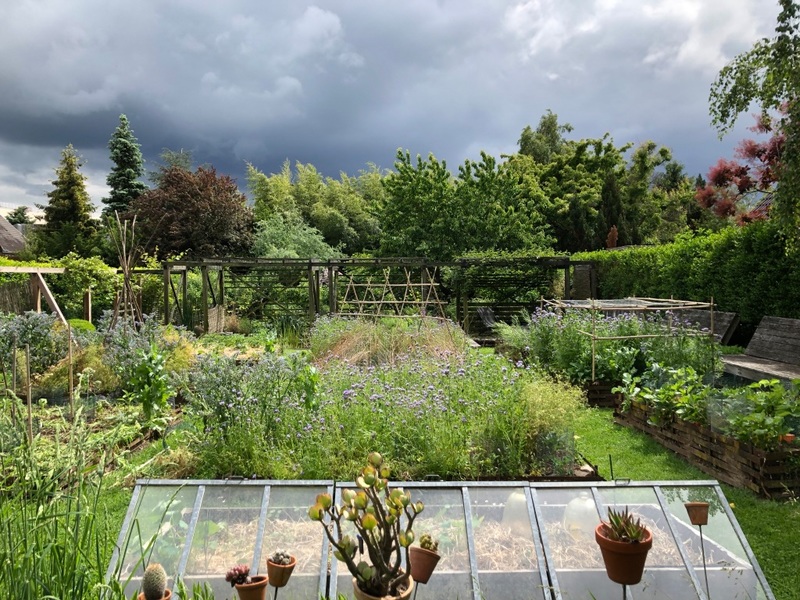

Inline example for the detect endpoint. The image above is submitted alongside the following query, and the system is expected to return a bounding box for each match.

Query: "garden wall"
[614,402,800,500]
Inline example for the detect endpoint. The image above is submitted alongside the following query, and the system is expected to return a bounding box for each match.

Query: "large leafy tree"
[709,0,800,247]
[248,161,382,255]
[131,165,254,259]
[104,114,148,218]
[36,144,97,258]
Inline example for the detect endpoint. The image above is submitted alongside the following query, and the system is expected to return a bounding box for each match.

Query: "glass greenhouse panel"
[110,480,774,600]
[661,485,768,600]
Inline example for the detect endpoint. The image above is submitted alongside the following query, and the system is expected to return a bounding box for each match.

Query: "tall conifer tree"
[104,114,147,217]
[37,144,96,257]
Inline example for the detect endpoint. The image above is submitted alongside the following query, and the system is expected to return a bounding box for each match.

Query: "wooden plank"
[31,272,67,326]
[675,309,739,344]
[722,354,800,382]
[745,316,800,365]
[0,266,65,273]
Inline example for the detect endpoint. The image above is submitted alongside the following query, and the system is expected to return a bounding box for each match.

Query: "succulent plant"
[142,563,168,600]
[419,533,439,553]
[308,452,422,598]
[225,564,252,587]
[603,506,648,543]
[269,549,293,565]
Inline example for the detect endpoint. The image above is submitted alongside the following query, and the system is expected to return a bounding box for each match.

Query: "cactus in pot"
[140,563,171,600]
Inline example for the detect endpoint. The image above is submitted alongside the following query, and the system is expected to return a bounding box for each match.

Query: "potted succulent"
[308,452,421,600]
[409,533,440,585]
[267,549,297,588]
[139,563,172,600]
[594,506,653,586]
[225,563,269,600]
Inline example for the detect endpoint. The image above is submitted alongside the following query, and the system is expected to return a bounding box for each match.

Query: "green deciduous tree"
[131,165,254,259]
[36,144,98,258]
[709,0,800,247]
[104,114,148,218]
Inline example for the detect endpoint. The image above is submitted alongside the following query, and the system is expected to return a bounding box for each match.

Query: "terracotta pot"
[409,546,440,584]
[267,556,296,588]
[595,524,652,586]
[684,501,709,526]
[780,433,796,444]
[137,590,172,600]
[234,575,269,600]
[351,573,414,600]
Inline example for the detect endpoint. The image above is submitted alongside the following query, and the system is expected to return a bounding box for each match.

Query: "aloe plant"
[603,507,648,543]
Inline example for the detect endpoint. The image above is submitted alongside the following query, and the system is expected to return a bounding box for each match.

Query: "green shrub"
[577,222,800,326]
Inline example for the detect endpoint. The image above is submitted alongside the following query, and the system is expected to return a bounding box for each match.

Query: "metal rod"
[623,583,627,600]
[699,524,710,599]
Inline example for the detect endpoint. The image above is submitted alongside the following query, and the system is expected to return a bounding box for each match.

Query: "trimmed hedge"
[576,222,800,326]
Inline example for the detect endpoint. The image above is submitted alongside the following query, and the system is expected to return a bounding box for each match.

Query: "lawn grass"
[576,407,800,600]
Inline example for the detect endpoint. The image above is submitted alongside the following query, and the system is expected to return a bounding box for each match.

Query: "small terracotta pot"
[267,556,296,588]
[234,575,269,600]
[684,501,709,526]
[409,546,441,584]
[351,573,414,600]
[780,433,796,444]
[138,590,172,600]
[595,524,652,586]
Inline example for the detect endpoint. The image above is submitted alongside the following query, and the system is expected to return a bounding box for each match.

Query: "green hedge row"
[575,221,800,326]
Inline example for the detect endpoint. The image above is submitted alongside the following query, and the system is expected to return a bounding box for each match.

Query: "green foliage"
[104,114,148,217]
[603,507,648,542]
[0,311,69,377]
[495,308,717,385]
[616,365,800,450]
[187,318,582,480]
[36,144,98,258]
[578,221,800,325]
[252,210,342,259]
[5,205,33,225]
[709,0,800,247]
[124,343,173,423]
[50,252,119,319]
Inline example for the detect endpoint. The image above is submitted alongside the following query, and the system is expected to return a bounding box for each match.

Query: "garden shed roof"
[109,479,774,600]
[0,214,25,255]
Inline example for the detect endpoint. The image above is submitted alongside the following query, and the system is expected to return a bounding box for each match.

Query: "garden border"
[613,402,800,500]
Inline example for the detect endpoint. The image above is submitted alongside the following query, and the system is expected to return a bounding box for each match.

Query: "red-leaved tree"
[696,112,785,224]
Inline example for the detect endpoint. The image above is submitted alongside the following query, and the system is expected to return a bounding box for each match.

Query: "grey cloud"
[0,0,781,211]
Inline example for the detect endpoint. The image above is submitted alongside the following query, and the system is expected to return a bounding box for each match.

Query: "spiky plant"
[141,563,167,600]
[603,507,647,543]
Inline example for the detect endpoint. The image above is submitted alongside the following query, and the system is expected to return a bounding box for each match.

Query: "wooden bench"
[722,316,800,383]
[673,308,739,345]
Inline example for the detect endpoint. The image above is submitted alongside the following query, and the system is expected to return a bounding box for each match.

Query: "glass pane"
[597,486,701,599]
[181,485,264,598]
[262,486,328,600]
[662,486,768,600]
[116,485,198,596]
[470,487,546,600]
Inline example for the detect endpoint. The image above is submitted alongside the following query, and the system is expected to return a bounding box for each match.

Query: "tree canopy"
[131,165,254,259]
[709,0,800,247]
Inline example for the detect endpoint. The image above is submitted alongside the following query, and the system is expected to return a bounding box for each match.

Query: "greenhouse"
[109,479,774,600]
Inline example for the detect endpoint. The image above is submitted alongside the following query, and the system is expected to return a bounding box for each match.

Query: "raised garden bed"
[585,381,621,408]
[614,401,800,499]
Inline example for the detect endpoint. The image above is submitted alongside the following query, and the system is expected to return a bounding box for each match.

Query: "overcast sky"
[0,0,780,214]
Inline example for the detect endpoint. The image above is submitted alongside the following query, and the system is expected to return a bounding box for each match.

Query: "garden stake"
[699,523,710,599]
[26,343,32,445]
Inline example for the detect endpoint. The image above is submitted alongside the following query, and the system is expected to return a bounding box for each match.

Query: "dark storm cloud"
[0,0,781,211]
